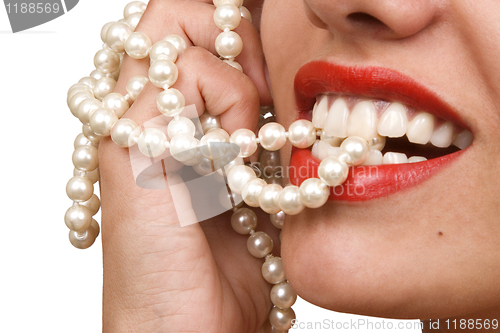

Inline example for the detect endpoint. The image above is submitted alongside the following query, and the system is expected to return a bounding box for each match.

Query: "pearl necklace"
[64,1,373,331]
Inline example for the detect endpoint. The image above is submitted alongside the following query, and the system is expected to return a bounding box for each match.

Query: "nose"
[303,0,439,40]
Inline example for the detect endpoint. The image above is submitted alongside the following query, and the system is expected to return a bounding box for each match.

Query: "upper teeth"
[311,94,473,165]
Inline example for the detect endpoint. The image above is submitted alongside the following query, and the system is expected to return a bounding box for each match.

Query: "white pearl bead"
[148,60,179,88]
[240,6,252,22]
[231,207,257,234]
[271,282,297,309]
[65,205,92,232]
[213,0,243,7]
[138,128,167,157]
[106,22,133,52]
[76,98,102,125]
[241,178,266,207]
[123,1,146,18]
[69,219,99,249]
[157,88,185,116]
[102,92,129,118]
[258,123,287,151]
[68,92,93,117]
[369,135,386,151]
[67,83,92,103]
[124,32,152,59]
[66,176,94,202]
[277,185,304,215]
[208,128,230,141]
[167,117,195,138]
[269,307,295,331]
[94,48,120,74]
[214,3,241,30]
[262,257,286,284]
[74,133,92,148]
[288,119,317,148]
[199,131,228,160]
[164,35,187,53]
[126,75,149,101]
[318,156,349,187]
[340,136,369,166]
[299,178,329,209]
[73,145,99,172]
[247,231,273,258]
[125,12,143,31]
[215,31,243,59]
[89,108,118,136]
[100,21,114,44]
[149,40,178,62]
[74,168,99,184]
[169,133,199,163]
[78,77,97,90]
[223,59,243,72]
[230,129,257,158]
[270,211,285,229]
[111,118,140,147]
[89,70,106,81]
[94,77,117,101]
[259,184,282,214]
[227,165,256,194]
[81,194,100,216]
[82,125,102,144]
[199,113,222,133]
[183,148,204,166]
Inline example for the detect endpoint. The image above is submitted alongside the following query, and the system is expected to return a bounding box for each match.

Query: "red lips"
[290,61,466,201]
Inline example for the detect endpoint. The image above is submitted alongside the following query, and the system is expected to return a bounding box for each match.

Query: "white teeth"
[383,152,408,164]
[323,97,349,138]
[320,131,343,147]
[311,140,331,160]
[312,95,329,129]
[377,103,408,138]
[347,101,378,141]
[408,156,427,163]
[430,121,454,148]
[327,146,341,158]
[406,112,435,145]
[362,149,383,165]
[453,129,473,149]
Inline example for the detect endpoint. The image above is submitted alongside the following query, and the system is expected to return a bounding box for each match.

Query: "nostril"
[347,12,386,28]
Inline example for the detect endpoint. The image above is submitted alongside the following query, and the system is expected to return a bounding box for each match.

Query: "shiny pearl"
[299,178,329,209]
[219,186,243,210]
[318,156,349,187]
[126,75,149,101]
[208,128,230,141]
[68,92,93,117]
[94,77,117,101]
[69,219,99,249]
[262,257,286,284]
[149,60,178,88]
[149,40,178,62]
[72,145,99,172]
[125,12,143,30]
[65,205,92,232]
[124,32,152,59]
[167,117,195,138]
[231,207,257,234]
[169,133,199,163]
[271,282,297,309]
[74,133,92,148]
[106,22,132,52]
[81,194,100,216]
[66,176,93,202]
[78,76,97,90]
[138,128,167,158]
[247,231,273,258]
[340,136,369,166]
[199,131,228,160]
[369,134,386,151]
[82,125,102,144]
[227,165,256,194]
[213,0,243,7]
[214,4,241,30]
[288,119,316,148]
[270,211,285,229]
[111,118,140,147]
[89,70,106,81]
[67,83,92,103]
[193,157,214,176]
[223,59,243,72]
[215,31,243,59]
[230,129,257,158]
[241,178,266,207]
[100,21,114,44]
[277,185,304,215]
[240,6,252,22]
[89,108,118,136]
[102,92,129,118]
[164,35,187,53]
[94,48,120,74]
[123,1,146,18]
[77,98,102,125]
[199,112,221,133]
[269,307,295,331]
[74,168,99,184]
[259,184,282,214]
[258,123,287,151]
[157,88,185,116]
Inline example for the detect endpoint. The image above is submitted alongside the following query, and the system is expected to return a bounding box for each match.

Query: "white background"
[0,1,422,332]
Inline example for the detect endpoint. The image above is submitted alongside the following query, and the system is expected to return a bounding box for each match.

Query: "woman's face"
[260,0,500,319]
